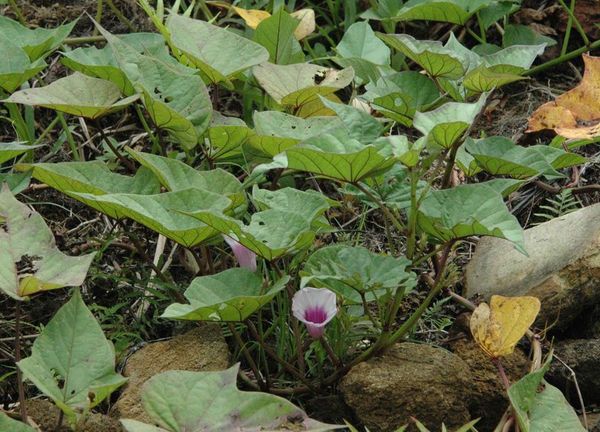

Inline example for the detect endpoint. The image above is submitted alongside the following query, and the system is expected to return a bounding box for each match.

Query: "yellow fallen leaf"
[291,9,315,40]
[527,54,600,139]
[470,295,540,358]
[232,6,271,29]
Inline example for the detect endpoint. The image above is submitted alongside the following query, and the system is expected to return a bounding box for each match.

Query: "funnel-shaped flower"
[292,287,337,338]
[224,236,257,271]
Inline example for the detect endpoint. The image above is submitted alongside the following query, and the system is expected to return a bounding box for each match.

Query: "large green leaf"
[5,73,139,119]
[336,21,391,66]
[126,149,246,209]
[0,413,36,432]
[320,97,385,144]
[503,24,556,48]
[508,361,585,432]
[73,189,232,248]
[377,33,464,79]
[393,0,495,24]
[18,290,126,425]
[416,182,524,250]
[463,65,525,93]
[184,187,332,260]
[413,93,487,148]
[280,132,396,182]
[19,161,160,196]
[253,62,354,107]
[0,37,46,93]
[300,245,416,303]
[162,268,288,321]
[96,25,213,149]
[0,141,41,164]
[254,8,304,65]
[0,171,32,194]
[363,71,440,126]
[0,16,76,60]
[120,365,342,432]
[0,187,95,300]
[167,14,269,85]
[208,124,254,160]
[465,136,585,179]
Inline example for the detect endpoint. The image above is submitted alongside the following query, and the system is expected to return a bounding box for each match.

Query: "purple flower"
[292,287,337,339]
[224,236,257,271]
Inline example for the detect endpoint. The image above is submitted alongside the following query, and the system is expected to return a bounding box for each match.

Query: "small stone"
[546,338,600,405]
[339,342,474,431]
[465,204,600,329]
[112,325,229,423]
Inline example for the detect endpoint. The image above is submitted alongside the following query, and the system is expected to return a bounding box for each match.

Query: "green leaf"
[208,124,254,160]
[162,268,289,321]
[455,142,482,176]
[280,132,396,182]
[121,365,342,432]
[503,24,556,48]
[0,186,95,300]
[73,189,232,248]
[463,65,525,93]
[254,8,304,65]
[377,33,464,79]
[185,187,332,260]
[465,136,585,179]
[0,16,76,60]
[125,149,246,209]
[393,0,495,24]
[18,290,126,425]
[478,1,518,29]
[0,37,46,93]
[0,413,36,432]
[416,182,524,250]
[508,360,585,432]
[253,62,354,107]
[5,73,139,119]
[0,171,32,194]
[167,13,269,85]
[363,71,440,126]
[483,44,546,71]
[0,141,41,164]
[300,245,416,303]
[484,178,525,197]
[19,161,160,196]
[320,97,385,143]
[336,21,391,66]
[413,93,487,148]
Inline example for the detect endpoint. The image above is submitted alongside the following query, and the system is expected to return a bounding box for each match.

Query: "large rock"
[112,325,229,423]
[339,343,474,431]
[465,204,600,329]
[546,338,600,405]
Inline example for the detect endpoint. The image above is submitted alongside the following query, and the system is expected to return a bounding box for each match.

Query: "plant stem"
[560,0,575,56]
[106,0,135,32]
[14,301,27,423]
[476,12,487,43]
[557,0,589,47]
[134,104,160,152]
[285,284,306,375]
[405,168,419,260]
[353,182,405,233]
[320,337,342,368]
[93,0,103,36]
[227,323,267,391]
[441,144,459,189]
[58,113,80,161]
[494,358,511,392]
[94,120,136,172]
[7,0,27,25]
[63,35,106,45]
[525,38,600,76]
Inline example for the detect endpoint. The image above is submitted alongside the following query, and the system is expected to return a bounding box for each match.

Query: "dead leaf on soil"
[527,54,600,139]
[470,295,541,358]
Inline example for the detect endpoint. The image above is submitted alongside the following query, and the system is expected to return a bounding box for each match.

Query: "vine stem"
[353,182,405,233]
[15,301,27,424]
[524,38,600,77]
[227,323,267,391]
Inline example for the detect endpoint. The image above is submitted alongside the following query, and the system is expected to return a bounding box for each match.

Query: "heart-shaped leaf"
[0,37,46,93]
[120,365,343,432]
[208,124,255,160]
[5,73,139,119]
[18,290,126,425]
[0,187,95,300]
[320,97,385,143]
[167,13,269,85]
[416,182,524,250]
[254,8,304,64]
[300,245,417,303]
[393,0,496,24]
[336,21,391,66]
[162,268,289,321]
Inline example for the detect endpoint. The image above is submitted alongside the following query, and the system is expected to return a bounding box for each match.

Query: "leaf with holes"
[0,187,95,300]
[120,365,343,432]
[5,73,139,119]
[162,268,288,321]
[18,290,126,425]
[413,93,487,148]
[0,16,76,60]
[300,245,417,303]
[167,14,269,86]
[416,182,524,251]
[253,62,354,108]
[0,37,46,93]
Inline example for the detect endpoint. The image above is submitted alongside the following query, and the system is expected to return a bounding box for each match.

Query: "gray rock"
[112,325,229,423]
[546,338,600,405]
[465,204,600,329]
[339,342,474,431]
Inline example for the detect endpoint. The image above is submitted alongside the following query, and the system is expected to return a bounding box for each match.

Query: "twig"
[227,323,267,391]
[14,302,27,423]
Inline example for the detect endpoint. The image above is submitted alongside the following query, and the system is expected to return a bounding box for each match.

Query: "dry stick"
[353,182,405,233]
[319,337,342,368]
[14,302,27,424]
[227,323,267,391]
[135,234,167,318]
[285,283,307,375]
[534,180,600,195]
[237,368,309,396]
[94,120,136,173]
[553,354,588,430]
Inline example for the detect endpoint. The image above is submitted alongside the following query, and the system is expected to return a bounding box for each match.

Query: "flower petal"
[224,236,257,271]
[292,287,337,338]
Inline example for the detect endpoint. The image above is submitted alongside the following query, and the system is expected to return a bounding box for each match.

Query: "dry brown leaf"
[232,6,271,29]
[470,295,541,358]
[527,54,600,139]
[291,9,315,40]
